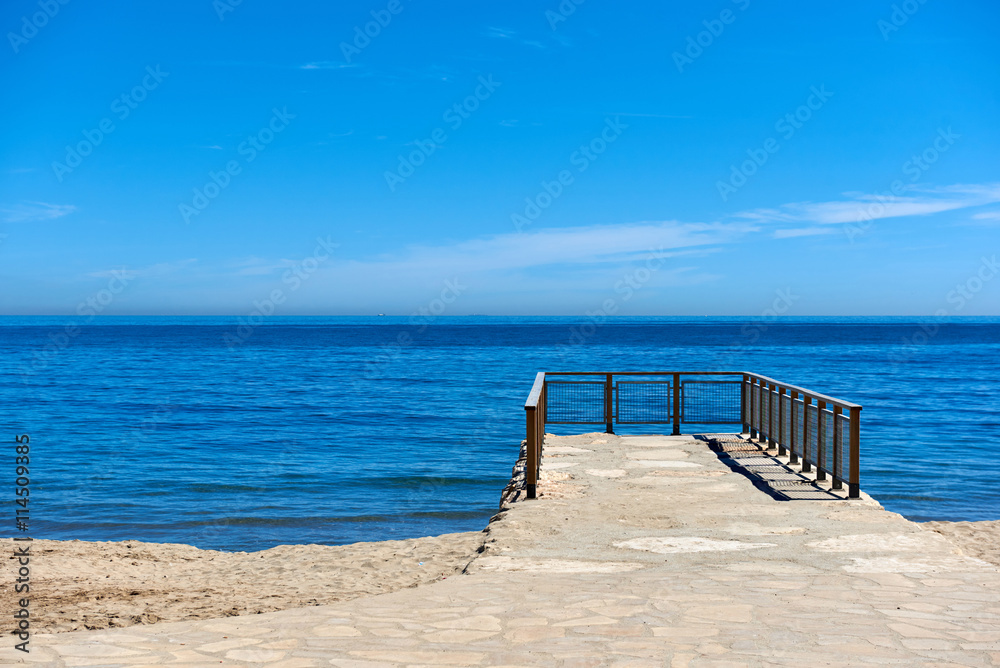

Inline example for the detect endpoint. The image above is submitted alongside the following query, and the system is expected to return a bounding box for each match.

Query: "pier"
[12,374,1000,667]
[524,371,862,499]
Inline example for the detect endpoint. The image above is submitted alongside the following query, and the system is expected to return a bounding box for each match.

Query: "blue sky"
[1,0,998,315]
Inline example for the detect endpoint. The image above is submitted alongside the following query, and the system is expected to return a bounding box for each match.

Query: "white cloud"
[283,220,748,308]
[486,26,545,48]
[606,112,694,119]
[739,183,1000,227]
[962,210,1000,227]
[772,227,838,239]
[2,201,76,223]
[300,61,356,70]
[87,259,198,280]
[972,210,1000,220]
[358,221,749,275]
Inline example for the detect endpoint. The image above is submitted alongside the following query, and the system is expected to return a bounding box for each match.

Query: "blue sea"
[2,316,998,552]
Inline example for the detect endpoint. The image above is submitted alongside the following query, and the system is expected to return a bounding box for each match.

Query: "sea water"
[2,316,998,551]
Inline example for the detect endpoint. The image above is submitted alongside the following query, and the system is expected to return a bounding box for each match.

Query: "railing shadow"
[694,434,847,501]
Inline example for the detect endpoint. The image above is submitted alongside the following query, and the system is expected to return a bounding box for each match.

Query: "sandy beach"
[1,530,487,634]
[924,519,1000,567]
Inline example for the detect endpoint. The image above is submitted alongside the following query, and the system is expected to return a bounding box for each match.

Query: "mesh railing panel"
[770,389,778,437]
[805,402,818,464]
[792,398,804,458]
[545,381,605,423]
[616,381,672,424]
[781,393,792,446]
[760,387,771,439]
[681,381,741,423]
[820,408,835,473]
[751,384,760,431]
[836,413,850,480]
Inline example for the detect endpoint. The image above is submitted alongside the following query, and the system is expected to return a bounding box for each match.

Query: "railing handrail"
[743,372,861,411]
[524,371,546,410]
[543,370,861,411]
[546,371,741,375]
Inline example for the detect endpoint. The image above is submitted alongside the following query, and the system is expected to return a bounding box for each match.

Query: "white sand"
[1,531,486,633]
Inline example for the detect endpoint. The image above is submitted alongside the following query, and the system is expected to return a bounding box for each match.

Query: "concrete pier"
[12,433,1000,667]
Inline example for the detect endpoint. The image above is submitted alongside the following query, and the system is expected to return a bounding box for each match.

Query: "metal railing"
[523,371,862,499]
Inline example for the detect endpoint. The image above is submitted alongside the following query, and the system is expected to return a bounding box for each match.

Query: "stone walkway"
[8,433,1000,667]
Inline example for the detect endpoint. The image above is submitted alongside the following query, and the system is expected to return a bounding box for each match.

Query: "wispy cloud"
[486,26,545,49]
[300,61,357,70]
[964,210,1000,227]
[88,259,197,279]
[772,227,838,239]
[739,183,1000,229]
[2,201,76,223]
[607,112,694,119]
[336,220,750,280]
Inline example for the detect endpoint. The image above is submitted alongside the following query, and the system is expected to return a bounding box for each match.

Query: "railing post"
[672,372,681,435]
[816,400,827,481]
[749,377,758,439]
[801,396,812,473]
[849,406,861,498]
[832,405,843,490]
[777,387,786,456]
[741,374,748,434]
[604,373,614,434]
[525,406,537,499]
[789,391,799,464]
